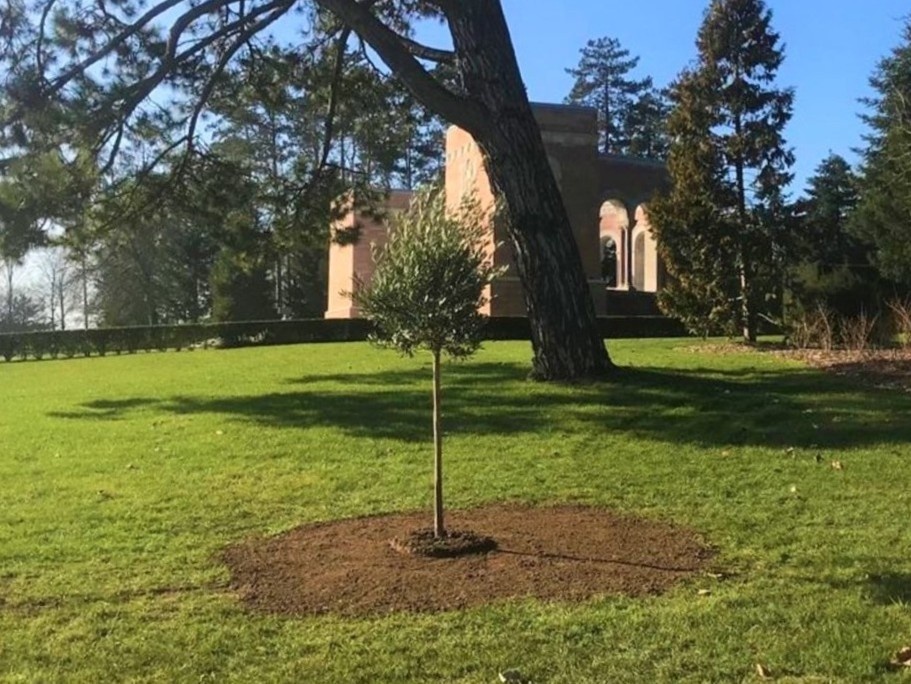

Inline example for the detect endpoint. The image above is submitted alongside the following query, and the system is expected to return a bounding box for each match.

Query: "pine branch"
[314,0,487,133]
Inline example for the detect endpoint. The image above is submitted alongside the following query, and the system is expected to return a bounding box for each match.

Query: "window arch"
[599,199,629,290]
[631,203,660,292]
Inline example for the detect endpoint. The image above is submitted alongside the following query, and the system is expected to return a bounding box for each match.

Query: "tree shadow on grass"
[864,572,911,606]
[49,360,911,449]
[820,571,911,607]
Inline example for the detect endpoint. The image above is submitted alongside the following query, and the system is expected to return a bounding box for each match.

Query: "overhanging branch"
[314,0,487,134]
[399,36,454,64]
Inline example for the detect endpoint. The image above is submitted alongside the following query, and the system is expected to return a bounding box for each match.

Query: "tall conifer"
[565,37,654,155]
[855,18,911,285]
[649,0,794,340]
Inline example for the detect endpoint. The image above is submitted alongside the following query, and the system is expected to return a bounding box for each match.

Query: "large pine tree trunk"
[446,1,613,381]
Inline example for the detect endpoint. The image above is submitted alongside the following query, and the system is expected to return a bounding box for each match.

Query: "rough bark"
[444,1,612,380]
[316,0,612,381]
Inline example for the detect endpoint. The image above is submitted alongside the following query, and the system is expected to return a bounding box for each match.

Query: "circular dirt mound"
[222,504,714,617]
[390,528,498,558]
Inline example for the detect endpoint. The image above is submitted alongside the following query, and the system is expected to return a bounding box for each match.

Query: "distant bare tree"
[36,247,78,330]
[1,258,13,322]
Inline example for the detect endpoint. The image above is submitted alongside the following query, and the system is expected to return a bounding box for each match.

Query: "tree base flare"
[527,359,617,384]
[389,528,497,558]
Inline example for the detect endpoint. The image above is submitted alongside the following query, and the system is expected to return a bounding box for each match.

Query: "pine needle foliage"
[855,17,911,285]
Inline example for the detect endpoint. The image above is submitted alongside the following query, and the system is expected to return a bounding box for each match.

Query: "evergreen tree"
[209,248,276,323]
[565,37,653,155]
[0,291,45,333]
[854,17,911,285]
[649,0,794,341]
[798,155,866,272]
[203,157,277,323]
[649,66,740,337]
[0,168,46,322]
[791,154,880,314]
[623,87,671,159]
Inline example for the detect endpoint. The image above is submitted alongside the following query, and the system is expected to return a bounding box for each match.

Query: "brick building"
[325,103,668,320]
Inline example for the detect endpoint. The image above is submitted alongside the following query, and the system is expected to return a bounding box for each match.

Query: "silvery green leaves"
[352,186,501,360]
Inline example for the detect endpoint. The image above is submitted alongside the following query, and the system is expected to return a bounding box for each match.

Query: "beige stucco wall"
[324,191,413,319]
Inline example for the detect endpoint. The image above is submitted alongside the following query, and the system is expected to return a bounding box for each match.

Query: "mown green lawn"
[1,339,910,683]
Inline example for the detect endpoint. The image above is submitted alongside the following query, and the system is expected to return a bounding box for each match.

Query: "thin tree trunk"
[58,280,66,330]
[5,261,14,322]
[48,275,56,330]
[275,256,284,318]
[81,257,89,330]
[733,82,756,344]
[432,349,444,538]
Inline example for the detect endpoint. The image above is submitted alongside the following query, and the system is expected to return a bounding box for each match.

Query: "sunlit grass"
[1,339,910,682]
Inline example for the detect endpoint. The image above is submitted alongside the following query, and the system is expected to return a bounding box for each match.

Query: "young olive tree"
[352,188,501,539]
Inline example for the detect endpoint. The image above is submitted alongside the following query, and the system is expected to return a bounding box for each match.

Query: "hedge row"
[0,319,372,362]
[0,316,686,362]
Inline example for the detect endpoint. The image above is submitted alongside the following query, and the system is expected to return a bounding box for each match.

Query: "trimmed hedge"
[0,316,686,362]
[482,316,686,341]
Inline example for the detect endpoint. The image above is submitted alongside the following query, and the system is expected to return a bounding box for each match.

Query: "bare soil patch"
[773,348,911,393]
[684,342,911,393]
[222,504,714,617]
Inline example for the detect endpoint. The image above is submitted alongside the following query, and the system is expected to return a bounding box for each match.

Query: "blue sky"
[421,0,909,194]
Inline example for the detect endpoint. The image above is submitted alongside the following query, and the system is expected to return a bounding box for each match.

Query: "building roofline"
[598,153,667,170]
[529,101,598,115]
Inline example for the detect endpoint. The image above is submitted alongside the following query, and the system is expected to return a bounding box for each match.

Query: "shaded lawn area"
[1,339,910,682]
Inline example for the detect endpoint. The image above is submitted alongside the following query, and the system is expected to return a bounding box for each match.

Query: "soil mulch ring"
[222,504,714,617]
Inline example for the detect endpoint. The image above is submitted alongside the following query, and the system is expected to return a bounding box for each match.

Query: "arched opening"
[599,199,629,290]
[632,232,646,291]
[631,203,660,292]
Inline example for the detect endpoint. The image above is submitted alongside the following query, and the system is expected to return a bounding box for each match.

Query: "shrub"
[888,298,911,349]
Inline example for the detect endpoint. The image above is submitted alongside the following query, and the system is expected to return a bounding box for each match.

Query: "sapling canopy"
[351,187,501,538]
